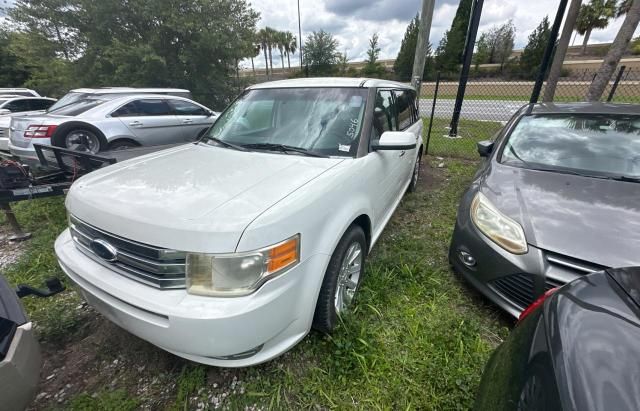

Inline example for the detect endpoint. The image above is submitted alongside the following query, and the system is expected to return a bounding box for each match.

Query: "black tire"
[407,153,421,193]
[109,139,139,151]
[312,225,367,333]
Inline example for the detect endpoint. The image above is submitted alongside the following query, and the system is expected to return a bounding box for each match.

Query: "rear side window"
[4,100,31,112]
[112,99,172,117]
[29,99,55,111]
[48,99,107,116]
[169,99,207,116]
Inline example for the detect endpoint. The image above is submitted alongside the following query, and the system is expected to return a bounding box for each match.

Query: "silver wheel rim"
[412,157,420,186]
[334,242,363,314]
[65,130,100,153]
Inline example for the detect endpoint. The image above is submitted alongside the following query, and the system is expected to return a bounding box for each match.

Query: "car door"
[111,98,182,146]
[367,89,406,224]
[167,98,213,141]
[393,89,421,180]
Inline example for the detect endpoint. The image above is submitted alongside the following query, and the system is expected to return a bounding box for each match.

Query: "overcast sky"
[1,0,637,69]
[248,0,639,69]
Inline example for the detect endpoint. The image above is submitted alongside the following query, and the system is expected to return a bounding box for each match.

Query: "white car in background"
[0,96,57,151]
[9,94,217,163]
[55,78,423,367]
[0,88,41,97]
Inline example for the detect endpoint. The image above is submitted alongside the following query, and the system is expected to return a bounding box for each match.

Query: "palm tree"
[257,29,270,78]
[264,27,277,74]
[283,31,297,71]
[250,43,261,77]
[275,31,286,70]
[576,0,617,55]
[586,0,640,101]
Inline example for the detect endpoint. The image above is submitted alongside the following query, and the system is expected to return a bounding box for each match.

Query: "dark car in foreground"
[450,103,640,317]
[475,267,640,411]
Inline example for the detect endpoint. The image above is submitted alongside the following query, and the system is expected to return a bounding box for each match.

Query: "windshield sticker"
[346,118,359,140]
[339,144,351,152]
[349,96,363,107]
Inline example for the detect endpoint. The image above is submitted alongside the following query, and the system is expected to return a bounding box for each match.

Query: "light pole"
[298,0,303,69]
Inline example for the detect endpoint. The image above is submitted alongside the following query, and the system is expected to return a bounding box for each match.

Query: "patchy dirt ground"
[0,222,28,271]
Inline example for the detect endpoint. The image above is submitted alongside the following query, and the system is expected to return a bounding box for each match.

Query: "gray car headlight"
[186,235,300,297]
[470,193,528,254]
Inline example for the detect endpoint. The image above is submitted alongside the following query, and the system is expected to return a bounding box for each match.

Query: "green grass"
[424,117,503,159]
[2,150,510,409]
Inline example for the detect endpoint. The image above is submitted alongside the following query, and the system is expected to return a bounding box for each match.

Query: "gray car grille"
[489,273,567,311]
[0,127,5,138]
[69,215,186,289]
[544,251,605,275]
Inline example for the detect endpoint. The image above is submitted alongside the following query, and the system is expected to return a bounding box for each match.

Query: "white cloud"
[247,0,640,69]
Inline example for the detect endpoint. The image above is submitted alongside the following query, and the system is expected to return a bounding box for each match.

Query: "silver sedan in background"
[9,94,218,163]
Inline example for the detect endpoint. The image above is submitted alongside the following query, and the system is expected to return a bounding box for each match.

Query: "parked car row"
[1,87,218,165]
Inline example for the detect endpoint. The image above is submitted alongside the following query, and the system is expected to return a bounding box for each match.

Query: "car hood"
[67,144,344,253]
[481,164,640,267]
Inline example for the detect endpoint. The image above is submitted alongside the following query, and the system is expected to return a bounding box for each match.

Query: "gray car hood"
[481,164,640,267]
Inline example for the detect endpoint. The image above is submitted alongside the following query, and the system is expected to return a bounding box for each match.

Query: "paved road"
[419,98,528,122]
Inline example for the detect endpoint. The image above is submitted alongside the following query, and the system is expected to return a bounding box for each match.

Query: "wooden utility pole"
[411,0,436,90]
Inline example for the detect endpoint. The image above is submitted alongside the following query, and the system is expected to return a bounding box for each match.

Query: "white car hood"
[66,144,344,252]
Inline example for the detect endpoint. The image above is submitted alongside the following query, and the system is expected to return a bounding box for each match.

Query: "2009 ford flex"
[55,78,424,366]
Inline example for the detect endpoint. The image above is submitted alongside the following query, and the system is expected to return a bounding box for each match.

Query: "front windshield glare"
[501,114,640,178]
[206,88,368,157]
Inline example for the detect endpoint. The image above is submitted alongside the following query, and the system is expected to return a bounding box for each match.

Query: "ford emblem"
[90,239,118,262]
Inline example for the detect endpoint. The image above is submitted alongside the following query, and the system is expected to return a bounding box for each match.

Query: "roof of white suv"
[248,77,414,90]
[69,87,190,94]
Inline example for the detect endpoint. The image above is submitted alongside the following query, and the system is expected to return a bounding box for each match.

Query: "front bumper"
[0,137,8,152]
[449,218,588,318]
[0,322,41,411]
[55,229,330,367]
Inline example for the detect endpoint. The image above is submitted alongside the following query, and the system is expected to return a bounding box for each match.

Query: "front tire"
[312,225,366,333]
[407,153,421,193]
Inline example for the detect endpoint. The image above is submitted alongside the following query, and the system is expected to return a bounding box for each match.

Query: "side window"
[29,99,55,111]
[112,99,172,117]
[4,100,31,112]
[371,90,396,141]
[169,99,207,116]
[394,90,417,130]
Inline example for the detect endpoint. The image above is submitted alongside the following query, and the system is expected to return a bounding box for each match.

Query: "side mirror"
[372,131,416,151]
[0,109,11,115]
[207,110,218,117]
[477,140,495,157]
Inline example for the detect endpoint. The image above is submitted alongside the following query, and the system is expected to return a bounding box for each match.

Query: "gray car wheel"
[64,129,101,153]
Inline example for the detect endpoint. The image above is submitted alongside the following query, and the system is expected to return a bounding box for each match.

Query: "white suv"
[55,78,423,366]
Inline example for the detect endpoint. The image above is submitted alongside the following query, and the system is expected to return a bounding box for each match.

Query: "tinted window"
[48,99,107,116]
[4,100,31,112]
[169,99,207,116]
[112,99,172,117]
[501,114,640,178]
[372,90,396,140]
[28,99,55,111]
[394,90,416,130]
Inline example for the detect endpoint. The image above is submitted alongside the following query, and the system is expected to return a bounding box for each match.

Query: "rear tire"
[52,123,107,153]
[312,225,366,333]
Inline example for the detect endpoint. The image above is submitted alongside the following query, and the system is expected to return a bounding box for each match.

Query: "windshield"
[48,98,108,116]
[501,114,640,179]
[205,87,368,157]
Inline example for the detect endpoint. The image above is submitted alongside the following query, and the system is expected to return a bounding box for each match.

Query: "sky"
[1,0,637,69]
[248,0,639,69]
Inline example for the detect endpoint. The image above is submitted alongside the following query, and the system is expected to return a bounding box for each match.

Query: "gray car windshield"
[501,114,640,179]
[205,88,368,157]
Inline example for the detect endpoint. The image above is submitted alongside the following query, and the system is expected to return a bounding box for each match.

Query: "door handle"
[182,119,193,124]
[399,151,406,157]
[129,121,143,126]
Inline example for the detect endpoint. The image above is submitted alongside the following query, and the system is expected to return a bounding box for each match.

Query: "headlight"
[470,193,527,254]
[186,235,300,297]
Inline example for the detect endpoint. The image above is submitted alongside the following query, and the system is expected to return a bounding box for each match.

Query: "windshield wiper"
[201,137,248,151]
[242,143,328,158]
[605,175,640,183]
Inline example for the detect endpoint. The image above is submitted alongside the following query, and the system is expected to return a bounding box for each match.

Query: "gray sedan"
[9,95,217,163]
[449,103,640,318]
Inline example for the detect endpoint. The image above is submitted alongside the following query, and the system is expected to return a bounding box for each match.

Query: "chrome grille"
[0,127,5,138]
[69,215,186,289]
[545,251,605,275]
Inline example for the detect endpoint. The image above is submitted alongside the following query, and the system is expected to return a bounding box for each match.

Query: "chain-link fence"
[420,66,640,159]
